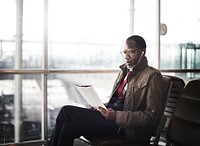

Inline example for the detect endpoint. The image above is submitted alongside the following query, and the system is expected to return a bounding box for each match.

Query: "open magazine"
[75,84,107,110]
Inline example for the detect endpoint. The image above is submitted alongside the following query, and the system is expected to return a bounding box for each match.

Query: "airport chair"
[165,79,200,146]
[75,75,181,146]
[151,75,185,145]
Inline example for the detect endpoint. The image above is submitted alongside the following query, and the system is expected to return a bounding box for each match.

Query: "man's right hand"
[99,107,116,121]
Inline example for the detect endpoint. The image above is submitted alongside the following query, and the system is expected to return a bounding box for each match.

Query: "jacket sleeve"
[115,72,165,128]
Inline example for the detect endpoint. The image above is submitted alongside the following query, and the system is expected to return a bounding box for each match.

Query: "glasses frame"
[120,48,139,57]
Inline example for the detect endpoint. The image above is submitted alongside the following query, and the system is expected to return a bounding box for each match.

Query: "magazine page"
[75,84,107,110]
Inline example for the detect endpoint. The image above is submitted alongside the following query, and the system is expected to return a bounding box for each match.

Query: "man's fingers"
[98,106,106,111]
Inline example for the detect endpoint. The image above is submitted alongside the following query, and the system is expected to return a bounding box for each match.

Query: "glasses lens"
[120,50,126,56]
[120,49,137,56]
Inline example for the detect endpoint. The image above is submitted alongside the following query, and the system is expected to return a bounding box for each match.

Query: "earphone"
[141,51,144,57]
[136,51,144,65]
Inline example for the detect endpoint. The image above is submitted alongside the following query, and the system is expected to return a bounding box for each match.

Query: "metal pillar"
[156,0,161,69]
[42,0,49,141]
[14,0,23,143]
[129,0,135,35]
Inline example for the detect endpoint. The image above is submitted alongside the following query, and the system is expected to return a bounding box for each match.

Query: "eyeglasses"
[120,49,138,57]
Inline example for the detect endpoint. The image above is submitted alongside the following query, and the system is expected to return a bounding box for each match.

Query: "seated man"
[48,35,165,146]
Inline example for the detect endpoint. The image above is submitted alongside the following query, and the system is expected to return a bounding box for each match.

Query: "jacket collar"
[119,56,148,75]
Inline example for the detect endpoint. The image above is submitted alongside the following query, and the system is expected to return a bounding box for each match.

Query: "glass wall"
[134,0,157,67]
[0,74,42,143]
[48,0,129,70]
[0,0,16,69]
[0,0,44,70]
[23,0,44,69]
[0,0,45,144]
[160,0,200,81]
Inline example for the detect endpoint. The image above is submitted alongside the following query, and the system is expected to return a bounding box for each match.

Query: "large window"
[0,0,16,69]
[0,0,44,70]
[48,0,129,69]
[0,74,43,143]
[0,0,45,144]
[160,0,200,80]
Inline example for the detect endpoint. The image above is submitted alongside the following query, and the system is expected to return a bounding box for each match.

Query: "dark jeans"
[48,105,120,146]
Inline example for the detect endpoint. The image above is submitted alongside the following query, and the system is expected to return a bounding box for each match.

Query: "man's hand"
[99,106,116,121]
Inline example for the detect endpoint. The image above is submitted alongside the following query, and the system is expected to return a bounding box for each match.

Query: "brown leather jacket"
[109,57,165,143]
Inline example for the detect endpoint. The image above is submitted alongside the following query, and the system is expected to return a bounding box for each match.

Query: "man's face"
[121,40,144,68]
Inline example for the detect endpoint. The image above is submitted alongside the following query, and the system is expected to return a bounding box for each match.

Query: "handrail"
[160,69,200,73]
[0,69,119,74]
[0,69,200,74]
[0,69,48,74]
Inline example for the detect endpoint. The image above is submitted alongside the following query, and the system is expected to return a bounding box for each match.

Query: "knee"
[60,105,74,113]
[58,105,78,119]
[55,106,71,126]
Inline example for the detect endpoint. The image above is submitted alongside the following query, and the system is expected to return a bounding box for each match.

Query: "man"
[48,35,165,146]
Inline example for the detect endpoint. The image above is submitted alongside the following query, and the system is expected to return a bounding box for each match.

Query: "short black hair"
[126,35,146,49]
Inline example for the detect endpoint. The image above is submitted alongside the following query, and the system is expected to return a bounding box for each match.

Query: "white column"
[156,0,161,69]
[15,0,23,142]
[129,0,135,35]
[42,0,49,140]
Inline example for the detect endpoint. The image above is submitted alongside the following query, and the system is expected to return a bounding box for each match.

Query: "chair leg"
[152,116,167,146]
[166,141,171,146]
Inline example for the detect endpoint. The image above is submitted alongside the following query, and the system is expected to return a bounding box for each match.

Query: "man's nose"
[125,53,130,59]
